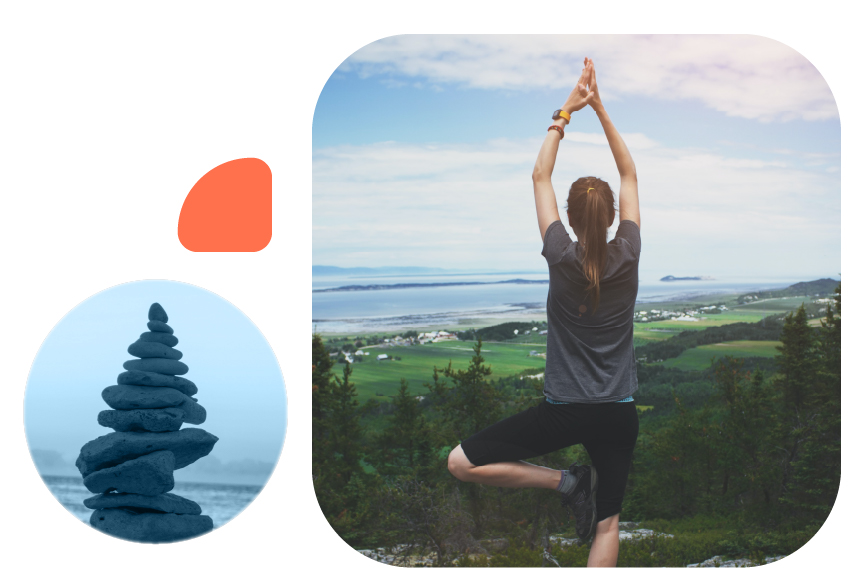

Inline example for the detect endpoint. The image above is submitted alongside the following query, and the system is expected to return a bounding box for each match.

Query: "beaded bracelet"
[548,124,565,140]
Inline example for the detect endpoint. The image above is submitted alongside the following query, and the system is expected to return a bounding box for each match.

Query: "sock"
[556,470,578,494]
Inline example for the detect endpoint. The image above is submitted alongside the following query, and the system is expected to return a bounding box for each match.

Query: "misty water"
[312,271,797,333]
[42,475,262,530]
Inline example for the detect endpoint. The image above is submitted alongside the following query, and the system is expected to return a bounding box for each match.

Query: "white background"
[0,1,849,576]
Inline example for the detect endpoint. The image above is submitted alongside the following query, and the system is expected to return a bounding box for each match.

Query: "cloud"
[341,35,837,123]
[313,135,840,275]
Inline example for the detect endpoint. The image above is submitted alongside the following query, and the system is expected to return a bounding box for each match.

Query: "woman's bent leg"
[587,513,620,567]
[447,444,561,489]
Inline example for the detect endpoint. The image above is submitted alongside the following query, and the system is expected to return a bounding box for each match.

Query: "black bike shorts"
[460,399,639,521]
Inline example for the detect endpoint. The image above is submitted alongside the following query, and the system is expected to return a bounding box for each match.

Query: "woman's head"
[566,177,616,312]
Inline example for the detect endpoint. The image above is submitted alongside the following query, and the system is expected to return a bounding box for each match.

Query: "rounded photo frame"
[24,280,287,543]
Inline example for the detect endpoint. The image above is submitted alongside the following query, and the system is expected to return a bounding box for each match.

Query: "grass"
[652,340,782,371]
[337,341,546,402]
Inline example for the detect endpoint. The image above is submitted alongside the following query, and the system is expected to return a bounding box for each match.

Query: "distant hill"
[313,265,451,276]
[738,278,839,303]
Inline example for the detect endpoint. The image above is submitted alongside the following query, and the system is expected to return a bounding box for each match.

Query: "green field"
[632,296,805,344]
[652,340,782,371]
[336,341,546,402]
[325,294,809,401]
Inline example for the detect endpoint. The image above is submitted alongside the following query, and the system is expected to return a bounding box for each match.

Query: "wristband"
[548,125,565,140]
[552,109,571,122]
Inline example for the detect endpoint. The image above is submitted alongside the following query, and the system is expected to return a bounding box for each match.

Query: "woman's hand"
[585,57,605,114]
[561,61,595,114]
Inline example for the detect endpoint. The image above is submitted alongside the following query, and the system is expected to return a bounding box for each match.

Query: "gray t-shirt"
[540,219,641,402]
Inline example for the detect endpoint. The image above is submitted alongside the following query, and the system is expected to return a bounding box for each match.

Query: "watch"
[552,110,571,122]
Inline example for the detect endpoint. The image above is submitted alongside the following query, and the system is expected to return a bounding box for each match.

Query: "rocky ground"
[356,522,786,568]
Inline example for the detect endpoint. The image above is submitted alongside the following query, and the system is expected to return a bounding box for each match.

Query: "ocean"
[312,271,798,333]
[41,474,263,530]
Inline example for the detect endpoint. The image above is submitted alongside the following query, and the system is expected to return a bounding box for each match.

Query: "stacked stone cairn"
[76,303,218,542]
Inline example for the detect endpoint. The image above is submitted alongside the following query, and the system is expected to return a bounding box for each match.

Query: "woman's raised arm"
[532,64,595,240]
[587,58,640,230]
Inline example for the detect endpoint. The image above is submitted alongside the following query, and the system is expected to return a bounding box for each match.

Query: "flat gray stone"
[76,428,218,477]
[117,370,197,396]
[102,385,189,410]
[148,303,168,323]
[127,341,183,360]
[90,509,213,543]
[83,450,175,495]
[98,408,185,432]
[147,321,173,334]
[123,358,188,375]
[138,332,178,347]
[177,399,206,425]
[84,491,201,515]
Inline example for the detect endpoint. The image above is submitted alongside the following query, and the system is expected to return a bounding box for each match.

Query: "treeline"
[457,321,547,342]
[325,330,420,352]
[634,357,780,417]
[635,316,785,363]
[311,289,840,567]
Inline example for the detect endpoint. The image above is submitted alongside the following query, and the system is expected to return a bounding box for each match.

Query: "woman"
[446,58,640,568]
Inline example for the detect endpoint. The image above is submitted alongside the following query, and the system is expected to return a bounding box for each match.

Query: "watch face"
[552,109,563,120]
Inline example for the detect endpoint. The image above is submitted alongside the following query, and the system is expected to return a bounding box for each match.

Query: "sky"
[24,280,287,479]
[312,35,840,281]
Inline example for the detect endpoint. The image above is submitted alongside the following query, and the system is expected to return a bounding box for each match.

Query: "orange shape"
[178,158,272,252]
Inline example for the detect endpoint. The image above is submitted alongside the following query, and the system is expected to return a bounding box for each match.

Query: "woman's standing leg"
[588,514,620,567]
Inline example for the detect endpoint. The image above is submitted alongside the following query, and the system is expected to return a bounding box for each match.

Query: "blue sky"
[24,280,287,471]
[313,35,840,281]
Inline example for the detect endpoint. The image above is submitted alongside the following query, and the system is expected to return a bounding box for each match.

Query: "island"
[660,275,715,282]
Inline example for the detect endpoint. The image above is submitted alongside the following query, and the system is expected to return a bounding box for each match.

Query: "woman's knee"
[596,513,620,536]
[447,445,474,481]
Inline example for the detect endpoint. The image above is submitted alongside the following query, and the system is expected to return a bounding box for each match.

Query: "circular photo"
[24,280,287,543]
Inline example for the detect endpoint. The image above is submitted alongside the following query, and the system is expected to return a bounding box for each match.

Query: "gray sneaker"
[560,464,598,542]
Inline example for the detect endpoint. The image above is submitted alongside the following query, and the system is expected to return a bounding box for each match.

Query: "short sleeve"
[541,220,571,266]
[614,220,641,259]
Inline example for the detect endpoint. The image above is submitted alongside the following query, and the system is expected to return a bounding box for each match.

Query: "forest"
[311,287,840,567]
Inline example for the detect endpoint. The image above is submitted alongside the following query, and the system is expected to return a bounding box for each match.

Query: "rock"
[137,331,179,347]
[76,428,218,477]
[83,451,175,495]
[102,384,189,410]
[90,509,213,543]
[687,555,785,568]
[147,320,173,334]
[148,303,168,323]
[98,408,185,432]
[84,492,201,515]
[618,528,674,541]
[127,341,183,360]
[123,358,188,375]
[177,398,206,425]
[480,538,509,553]
[117,370,197,396]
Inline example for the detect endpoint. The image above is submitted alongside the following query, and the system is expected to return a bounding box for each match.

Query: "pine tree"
[426,339,504,535]
[311,335,373,544]
[782,286,841,522]
[427,338,503,443]
[771,304,817,503]
[710,357,778,509]
[369,379,435,480]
